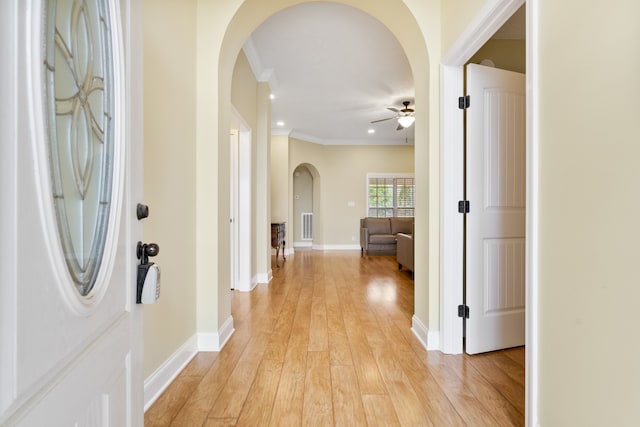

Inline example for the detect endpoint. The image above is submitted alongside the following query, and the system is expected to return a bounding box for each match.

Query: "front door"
[0,0,144,425]
[465,64,526,355]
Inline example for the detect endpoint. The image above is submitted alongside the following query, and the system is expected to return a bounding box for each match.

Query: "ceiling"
[244,2,415,145]
[243,2,525,146]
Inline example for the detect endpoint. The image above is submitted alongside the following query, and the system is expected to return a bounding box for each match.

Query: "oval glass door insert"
[43,0,115,296]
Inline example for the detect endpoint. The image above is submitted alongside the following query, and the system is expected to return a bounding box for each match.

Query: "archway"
[291,163,321,250]
[195,0,434,349]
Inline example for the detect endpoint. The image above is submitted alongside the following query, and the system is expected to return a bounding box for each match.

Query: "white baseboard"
[254,272,271,285]
[427,330,440,351]
[271,247,297,255]
[234,279,256,293]
[197,316,235,351]
[312,244,361,251]
[412,315,440,351]
[144,334,198,412]
[293,241,312,248]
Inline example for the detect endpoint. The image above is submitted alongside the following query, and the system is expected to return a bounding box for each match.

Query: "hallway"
[145,251,524,426]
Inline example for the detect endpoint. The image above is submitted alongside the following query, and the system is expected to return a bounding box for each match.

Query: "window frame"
[366,173,415,218]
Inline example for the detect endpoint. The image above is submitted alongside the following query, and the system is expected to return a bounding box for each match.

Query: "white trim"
[293,241,312,248]
[0,0,17,415]
[235,280,258,293]
[526,1,540,425]
[441,0,525,66]
[427,330,440,351]
[252,273,271,286]
[242,36,278,88]
[411,315,430,349]
[143,335,198,412]
[439,64,465,355]
[197,316,235,351]
[312,244,361,251]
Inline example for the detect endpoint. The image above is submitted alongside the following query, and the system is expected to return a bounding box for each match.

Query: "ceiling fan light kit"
[397,115,415,128]
[371,100,415,130]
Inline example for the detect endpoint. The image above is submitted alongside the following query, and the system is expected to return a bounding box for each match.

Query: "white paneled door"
[0,0,144,425]
[466,64,526,355]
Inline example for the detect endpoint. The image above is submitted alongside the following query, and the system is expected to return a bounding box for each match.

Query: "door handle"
[136,241,160,304]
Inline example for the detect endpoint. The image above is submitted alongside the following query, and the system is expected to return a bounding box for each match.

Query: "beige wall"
[288,138,415,247]
[535,1,640,424]
[468,39,525,73]
[231,51,257,128]
[143,0,198,378]
[270,135,289,223]
[441,0,488,54]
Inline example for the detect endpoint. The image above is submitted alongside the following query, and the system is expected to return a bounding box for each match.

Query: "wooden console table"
[271,222,286,267]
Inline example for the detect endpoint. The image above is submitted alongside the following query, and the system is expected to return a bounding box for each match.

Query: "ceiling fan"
[371,101,415,130]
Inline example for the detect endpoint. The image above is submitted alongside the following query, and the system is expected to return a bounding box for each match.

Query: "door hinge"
[458,95,470,109]
[458,304,470,319]
[458,200,470,214]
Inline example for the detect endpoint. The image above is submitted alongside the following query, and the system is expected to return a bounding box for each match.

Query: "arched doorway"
[292,163,321,250]
[195,0,434,350]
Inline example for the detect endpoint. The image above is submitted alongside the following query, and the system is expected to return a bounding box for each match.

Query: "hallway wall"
[143,0,198,378]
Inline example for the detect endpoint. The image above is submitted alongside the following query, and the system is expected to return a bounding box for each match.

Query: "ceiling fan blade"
[371,117,396,123]
[396,123,404,131]
[387,107,400,113]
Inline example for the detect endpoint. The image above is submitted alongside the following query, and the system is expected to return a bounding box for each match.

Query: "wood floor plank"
[395,349,467,426]
[371,345,434,426]
[269,346,307,427]
[235,358,283,426]
[179,352,218,378]
[168,331,250,426]
[202,418,237,427]
[468,353,526,416]
[341,309,387,394]
[144,375,201,427]
[302,351,333,426]
[208,333,270,419]
[308,296,329,351]
[331,365,367,427]
[145,251,524,427]
[361,394,401,427]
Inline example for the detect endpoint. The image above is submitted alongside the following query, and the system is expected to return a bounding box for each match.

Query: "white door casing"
[230,107,253,292]
[0,0,143,425]
[230,129,239,290]
[466,64,526,355]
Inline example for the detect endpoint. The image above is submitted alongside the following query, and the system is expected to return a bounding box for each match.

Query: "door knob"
[137,203,149,220]
[137,241,159,264]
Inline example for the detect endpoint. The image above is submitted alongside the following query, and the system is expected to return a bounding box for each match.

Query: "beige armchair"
[396,232,414,273]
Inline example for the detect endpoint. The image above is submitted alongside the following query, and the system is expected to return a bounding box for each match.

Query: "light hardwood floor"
[145,250,525,426]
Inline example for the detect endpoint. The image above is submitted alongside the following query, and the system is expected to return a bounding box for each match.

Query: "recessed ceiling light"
[276,121,285,127]
[368,129,375,134]
[269,93,275,100]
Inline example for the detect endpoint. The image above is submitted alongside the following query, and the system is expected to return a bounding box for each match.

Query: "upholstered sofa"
[396,232,414,273]
[360,217,413,255]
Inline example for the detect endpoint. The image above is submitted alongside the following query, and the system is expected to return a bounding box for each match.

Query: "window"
[367,174,415,217]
